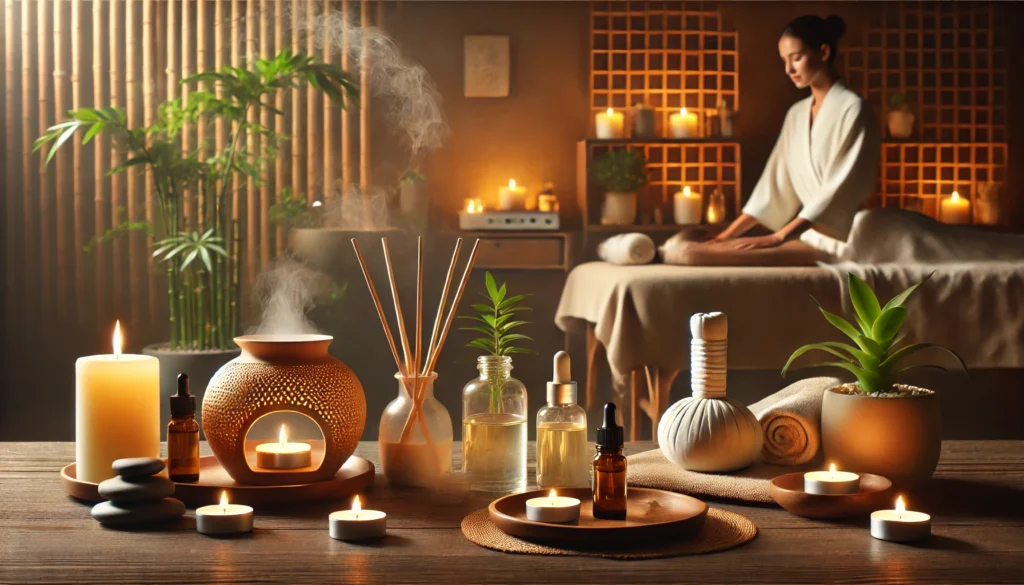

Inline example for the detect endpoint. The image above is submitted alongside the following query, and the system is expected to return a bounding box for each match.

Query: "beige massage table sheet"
[555,261,1024,380]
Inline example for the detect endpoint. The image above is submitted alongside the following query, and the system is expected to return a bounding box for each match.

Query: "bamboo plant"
[36,50,356,350]
[782,273,966,394]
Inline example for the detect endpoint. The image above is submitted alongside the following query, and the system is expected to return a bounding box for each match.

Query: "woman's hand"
[719,233,786,250]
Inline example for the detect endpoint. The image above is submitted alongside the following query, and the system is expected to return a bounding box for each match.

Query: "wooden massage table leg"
[584,322,604,411]
[633,366,681,443]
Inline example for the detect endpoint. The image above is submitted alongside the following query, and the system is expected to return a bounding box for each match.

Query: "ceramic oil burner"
[658,312,763,472]
[203,334,367,486]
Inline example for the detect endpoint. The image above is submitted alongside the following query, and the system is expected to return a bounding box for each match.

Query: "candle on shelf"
[464,198,484,213]
[255,425,312,470]
[75,321,160,484]
[804,463,861,495]
[669,108,699,139]
[870,496,931,542]
[939,190,971,224]
[196,491,254,536]
[525,490,581,524]
[498,179,527,211]
[673,186,702,225]
[329,496,387,541]
[595,107,625,139]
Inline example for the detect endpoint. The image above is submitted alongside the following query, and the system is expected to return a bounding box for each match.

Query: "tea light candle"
[329,496,387,541]
[255,425,312,469]
[673,186,702,225]
[939,190,971,224]
[669,108,699,138]
[196,491,254,536]
[525,490,581,524]
[464,198,484,213]
[76,321,160,484]
[498,179,526,211]
[871,496,931,542]
[595,107,625,139]
[804,463,860,495]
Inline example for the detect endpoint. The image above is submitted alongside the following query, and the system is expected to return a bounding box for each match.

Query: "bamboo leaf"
[503,346,537,355]
[467,339,496,352]
[498,320,531,332]
[496,294,529,311]
[459,326,495,336]
[82,121,107,145]
[848,273,882,329]
[199,248,213,272]
[499,333,534,343]
[180,249,200,271]
[485,271,498,302]
[471,304,492,313]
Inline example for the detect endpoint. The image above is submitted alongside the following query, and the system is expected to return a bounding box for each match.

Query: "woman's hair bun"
[825,15,846,40]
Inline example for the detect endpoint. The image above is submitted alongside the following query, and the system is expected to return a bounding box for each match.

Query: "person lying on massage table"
[708,14,880,254]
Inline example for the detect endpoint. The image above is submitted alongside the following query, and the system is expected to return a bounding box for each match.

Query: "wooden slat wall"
[1,0,376,342]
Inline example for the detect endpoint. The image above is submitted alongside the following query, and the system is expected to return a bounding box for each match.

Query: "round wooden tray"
[769,471,892,519]
[61,455,374,508]
[488,487,708,545]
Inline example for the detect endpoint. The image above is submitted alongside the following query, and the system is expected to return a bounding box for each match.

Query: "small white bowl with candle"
[329,496,387,541]
[255,425,312,470]
[673,186,702,225]
[498,179,526,211]
[804,463,860,495]
[669,108,699,138]
[595,107,624,139]
[196,491,254,536]
[871,495,931,542]
[525,490,581,524]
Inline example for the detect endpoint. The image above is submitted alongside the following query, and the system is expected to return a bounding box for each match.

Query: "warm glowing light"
[895,495,906,513]
[680,107,687,116]
[112,320,123,359]
[352,496,362,512]
[465,198,484,213]
[509,179,517,189]
[829,463,837,475]
[606,107,614,116]
[220,491,229,510]
[311,200,323,208]
[548,490,557,501]
[683,186,692,197]
[951,191,960,203]
[279,425,288,447]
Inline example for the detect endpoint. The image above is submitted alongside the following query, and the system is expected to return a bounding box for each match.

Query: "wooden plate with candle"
[770,471,892,519]
[489,487,707,545]
[61,454,374,508]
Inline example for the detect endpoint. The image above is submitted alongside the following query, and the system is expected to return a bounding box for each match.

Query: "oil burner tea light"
[525,490,580,523]
[329,496,387,541]
[255,425,312,470]
[202,334,366,486]
[804,463,860,495]
[871,496,931,542]
[196,491,254,536]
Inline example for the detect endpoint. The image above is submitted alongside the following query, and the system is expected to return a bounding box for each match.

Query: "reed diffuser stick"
[381,237,413,374]
[350,239,405,376]
[422,238,462,375]
[414,236,423,375]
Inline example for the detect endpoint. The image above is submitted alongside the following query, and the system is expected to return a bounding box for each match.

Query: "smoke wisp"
[248,258,331,335]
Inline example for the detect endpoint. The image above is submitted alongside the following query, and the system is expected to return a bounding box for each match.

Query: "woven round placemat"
[461,508,757,559]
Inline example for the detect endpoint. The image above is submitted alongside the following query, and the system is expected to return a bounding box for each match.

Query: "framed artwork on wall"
[464,35,510,98]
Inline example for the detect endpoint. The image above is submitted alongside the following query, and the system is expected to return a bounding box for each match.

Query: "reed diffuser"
[353,237,480,488]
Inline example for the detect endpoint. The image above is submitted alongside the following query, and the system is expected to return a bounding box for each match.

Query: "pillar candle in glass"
[498,179,526,211]
[595,108,624,139]
[76,321,160,484]
[669,108,699,138]
[673,186,702,225]
[939,191,971,224]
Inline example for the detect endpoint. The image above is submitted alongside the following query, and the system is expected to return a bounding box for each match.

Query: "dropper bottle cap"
[546,351,577,405]
[170,373,196,417]
[596,402,623,450]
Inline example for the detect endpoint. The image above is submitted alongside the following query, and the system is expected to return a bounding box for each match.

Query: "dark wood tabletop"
[2,441,1023,584]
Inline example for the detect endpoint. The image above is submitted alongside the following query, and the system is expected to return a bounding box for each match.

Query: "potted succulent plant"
[591,149,648,225]
[783,273,966,484]
[36,50,356,430]
[887,92,916,139]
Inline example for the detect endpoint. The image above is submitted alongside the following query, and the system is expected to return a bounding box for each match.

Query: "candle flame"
[606,107,614,116]
[680,107,687,115]
[112,320,123,358]
[683,186,691,197]
[895,495,906,513]
[509,179,516,189]
[352,496,361,512]
[220,491,229,507]
[279,425,287,447]
[951,191,960,203]
[549,490,557,500]
[829,463,837,474]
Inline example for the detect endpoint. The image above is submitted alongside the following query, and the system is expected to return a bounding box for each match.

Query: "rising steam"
[248,258,330,335]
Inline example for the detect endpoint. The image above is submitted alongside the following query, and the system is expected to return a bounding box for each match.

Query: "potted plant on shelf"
[36,50,356,429]
[458,271,534,492]
[591,149,648,225]
[782,273,966,484]
[887,92,916,139]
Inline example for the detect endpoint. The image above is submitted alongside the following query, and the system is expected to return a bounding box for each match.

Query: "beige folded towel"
[598,233,656,265]
[749,376,842,466]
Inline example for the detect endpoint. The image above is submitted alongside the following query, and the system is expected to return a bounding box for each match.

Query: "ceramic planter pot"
[603,192,637,225]
[142,344,240,436]
[821,384,941,484]
[887,110,915,139]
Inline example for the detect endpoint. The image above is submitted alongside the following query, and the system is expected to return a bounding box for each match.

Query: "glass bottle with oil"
[167,374,200,483]
[537,351,590,489]
[462,356,527,492]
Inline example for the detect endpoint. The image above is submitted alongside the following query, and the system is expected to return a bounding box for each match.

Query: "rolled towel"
[598,233,656,265]
[749,377,842,466]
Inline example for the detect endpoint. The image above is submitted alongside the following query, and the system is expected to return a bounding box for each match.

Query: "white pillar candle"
[669,108,699,138]
[673,186,702,225]
[525,490,581,523]
[595,107,625,139]
[196,491,254,536]
[939,191,971,224]
[75,321,160,484]
[255,425,312,469]
[804,463,861,495]
[870,496,931,542]
[329,496,387,541]
[498,179,527,211]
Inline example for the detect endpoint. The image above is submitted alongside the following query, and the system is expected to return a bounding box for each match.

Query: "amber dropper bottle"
[167,373,200,483]
[593,402,627,520]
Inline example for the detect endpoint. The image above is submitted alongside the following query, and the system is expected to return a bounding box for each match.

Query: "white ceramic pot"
[888,110,915,139]
[602,192,637,225]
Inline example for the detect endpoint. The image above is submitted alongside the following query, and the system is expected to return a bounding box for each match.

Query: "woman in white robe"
[714,15,880,251]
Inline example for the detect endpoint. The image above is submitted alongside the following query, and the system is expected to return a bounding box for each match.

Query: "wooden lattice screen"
[842,1,1008,221]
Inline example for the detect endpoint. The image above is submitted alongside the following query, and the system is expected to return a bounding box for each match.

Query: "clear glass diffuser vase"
[379,373,453,488]
[462,356,528,493]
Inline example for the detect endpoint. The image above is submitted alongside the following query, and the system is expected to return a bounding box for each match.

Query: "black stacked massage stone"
[91,458,186,527]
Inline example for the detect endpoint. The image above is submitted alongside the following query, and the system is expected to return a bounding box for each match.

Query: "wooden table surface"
[2,441,1023,584]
